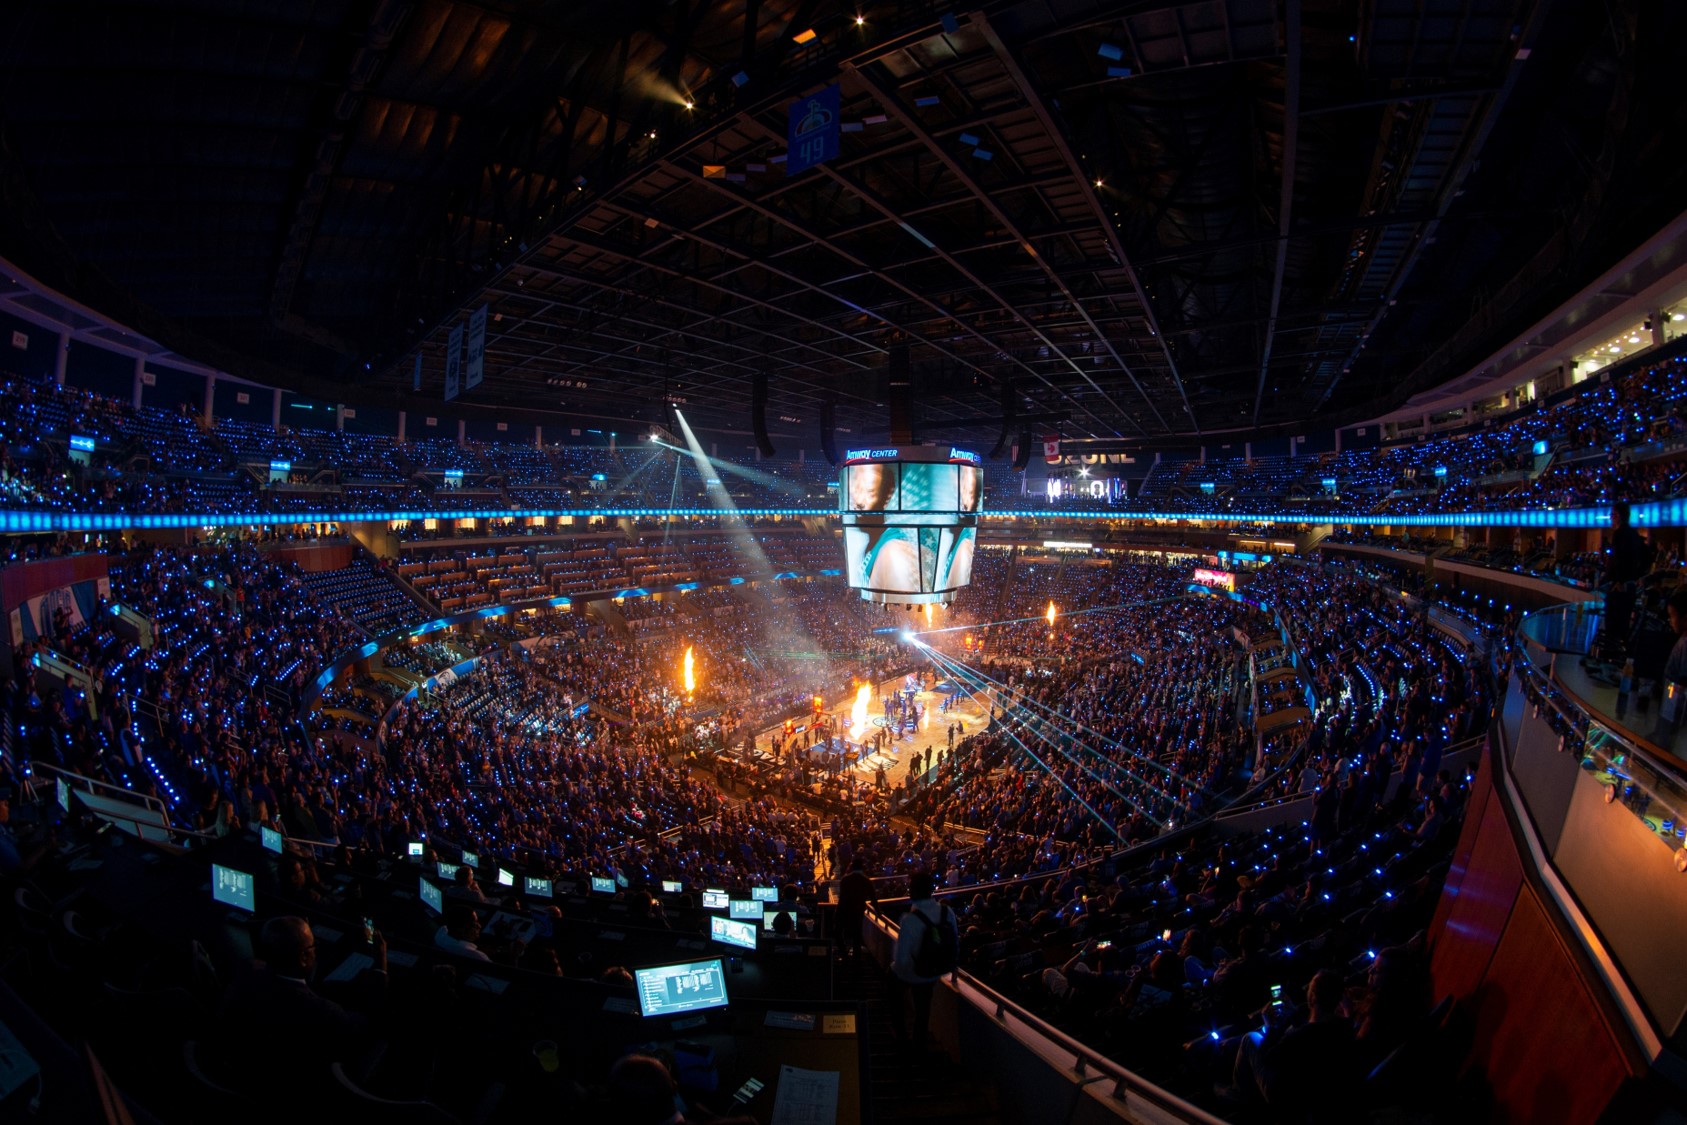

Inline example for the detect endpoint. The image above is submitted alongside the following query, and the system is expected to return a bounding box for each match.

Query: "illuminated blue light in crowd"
[2,499,1679,530]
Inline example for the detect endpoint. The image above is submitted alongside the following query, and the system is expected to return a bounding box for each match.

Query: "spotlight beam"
[917,644,1169,826]
[917,637,1212,806]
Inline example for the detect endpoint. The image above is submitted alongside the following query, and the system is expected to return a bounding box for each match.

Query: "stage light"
[683,100,695,110]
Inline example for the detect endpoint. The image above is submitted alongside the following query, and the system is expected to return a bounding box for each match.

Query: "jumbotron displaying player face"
[848,464,897,512]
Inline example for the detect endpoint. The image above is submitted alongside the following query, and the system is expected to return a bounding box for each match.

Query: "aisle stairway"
[832,955,1003,1124]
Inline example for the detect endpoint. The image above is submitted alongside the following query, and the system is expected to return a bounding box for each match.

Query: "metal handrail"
[868,910,1231,1125]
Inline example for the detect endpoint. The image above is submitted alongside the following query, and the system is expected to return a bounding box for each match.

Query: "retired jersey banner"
[465,304,488,390]
[444,322,463,401]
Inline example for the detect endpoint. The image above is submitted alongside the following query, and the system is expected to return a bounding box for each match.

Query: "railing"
[24,761,215,847]
[865,908,1231,1125]
[1503,605,1687,1051]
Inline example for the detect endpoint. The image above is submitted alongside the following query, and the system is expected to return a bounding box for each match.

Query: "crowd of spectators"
[0,354,1683,523]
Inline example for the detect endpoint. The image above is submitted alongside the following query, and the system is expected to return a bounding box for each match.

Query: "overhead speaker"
[751,371,776,456]
[988,379,1016,460]
[1011,428,1033,470]
[819,398,838,465]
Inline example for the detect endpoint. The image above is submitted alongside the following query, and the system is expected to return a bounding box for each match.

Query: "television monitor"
[591,876,615,894]
[661,880,682,894]
[838,447,982,606]
[496,867,515,887]
[728,899,761,920]
[461,851,479,869]
[762,909,790,933]
[437,861,459,880]
[524,876,553,899]
[211,864,255,913]
[56,778,71,812]
[750,886,778,902]
[709,916,758,952]
[407,841,425,858]
[420,877,444,914]
[260,825,283,854]
[701,891,730,910]
[634,959,729,1019]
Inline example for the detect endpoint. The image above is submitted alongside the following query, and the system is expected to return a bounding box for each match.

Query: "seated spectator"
[603,1053,756,1125]
[448,864,490,903]
[212,916,386,1092]
[1229,968,1360,1122]
[0,787,50,877]
[434,905,491,961]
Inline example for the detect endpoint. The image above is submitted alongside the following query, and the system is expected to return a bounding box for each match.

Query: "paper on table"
[770,1065,839,1125]
[323,953,372,984]
[763,1010,816,1031]
[821,1013,856,1035]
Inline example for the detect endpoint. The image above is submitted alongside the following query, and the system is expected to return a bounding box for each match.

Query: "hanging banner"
[787,84,840,175]
[465,304,488,391]
[412,353,422,392]
[444,323,463,401]
[1044,439,1061,464]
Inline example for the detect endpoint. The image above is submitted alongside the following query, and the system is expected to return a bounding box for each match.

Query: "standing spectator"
[836,859,878,961]
[890,871,957,1047]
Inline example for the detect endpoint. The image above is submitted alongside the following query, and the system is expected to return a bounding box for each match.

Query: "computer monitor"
[709,916,758,952]
[728,899,761,920]
[437,861,459,880]
[701,891,730,910]
[496,867,515,887]
[524,876,553,898]
[407,841,425,858]
[661,880,682,894]
[590,876,615,894]
[461,851,479,869]
[634,959,729,1019]
[260,825,283,855]
[211,864,255,913]
[56,778,70,812]
[762,908,788,933]
[750,886,778,902]
[420,877,444,914]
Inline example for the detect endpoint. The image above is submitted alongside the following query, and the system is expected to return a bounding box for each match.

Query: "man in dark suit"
[212,915,386,1094]
[835,859,878,961]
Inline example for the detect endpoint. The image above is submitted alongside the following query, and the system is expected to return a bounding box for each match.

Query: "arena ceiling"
[0,0,1681,446]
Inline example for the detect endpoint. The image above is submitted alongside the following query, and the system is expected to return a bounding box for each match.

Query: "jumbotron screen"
[839,446,982,605]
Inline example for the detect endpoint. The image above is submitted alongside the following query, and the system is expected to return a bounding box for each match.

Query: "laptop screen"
[211,864,255,912]
[420,877,444,914]
[634,959,729,1018]
[709,916,758,951]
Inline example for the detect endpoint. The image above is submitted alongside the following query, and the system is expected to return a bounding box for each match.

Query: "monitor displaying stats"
[751,886,779,903]
[701,890,730,910]
[261,825,284,854]
[420,877,444,914]
[591,876,616,894]
[211,864,255,913]
[709,916,758,951]
[635,959,730,1019]
[524,876,553,898]
[728,899,761,920]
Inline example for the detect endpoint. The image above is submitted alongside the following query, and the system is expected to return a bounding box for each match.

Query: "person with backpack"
[891,871,958,1047]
